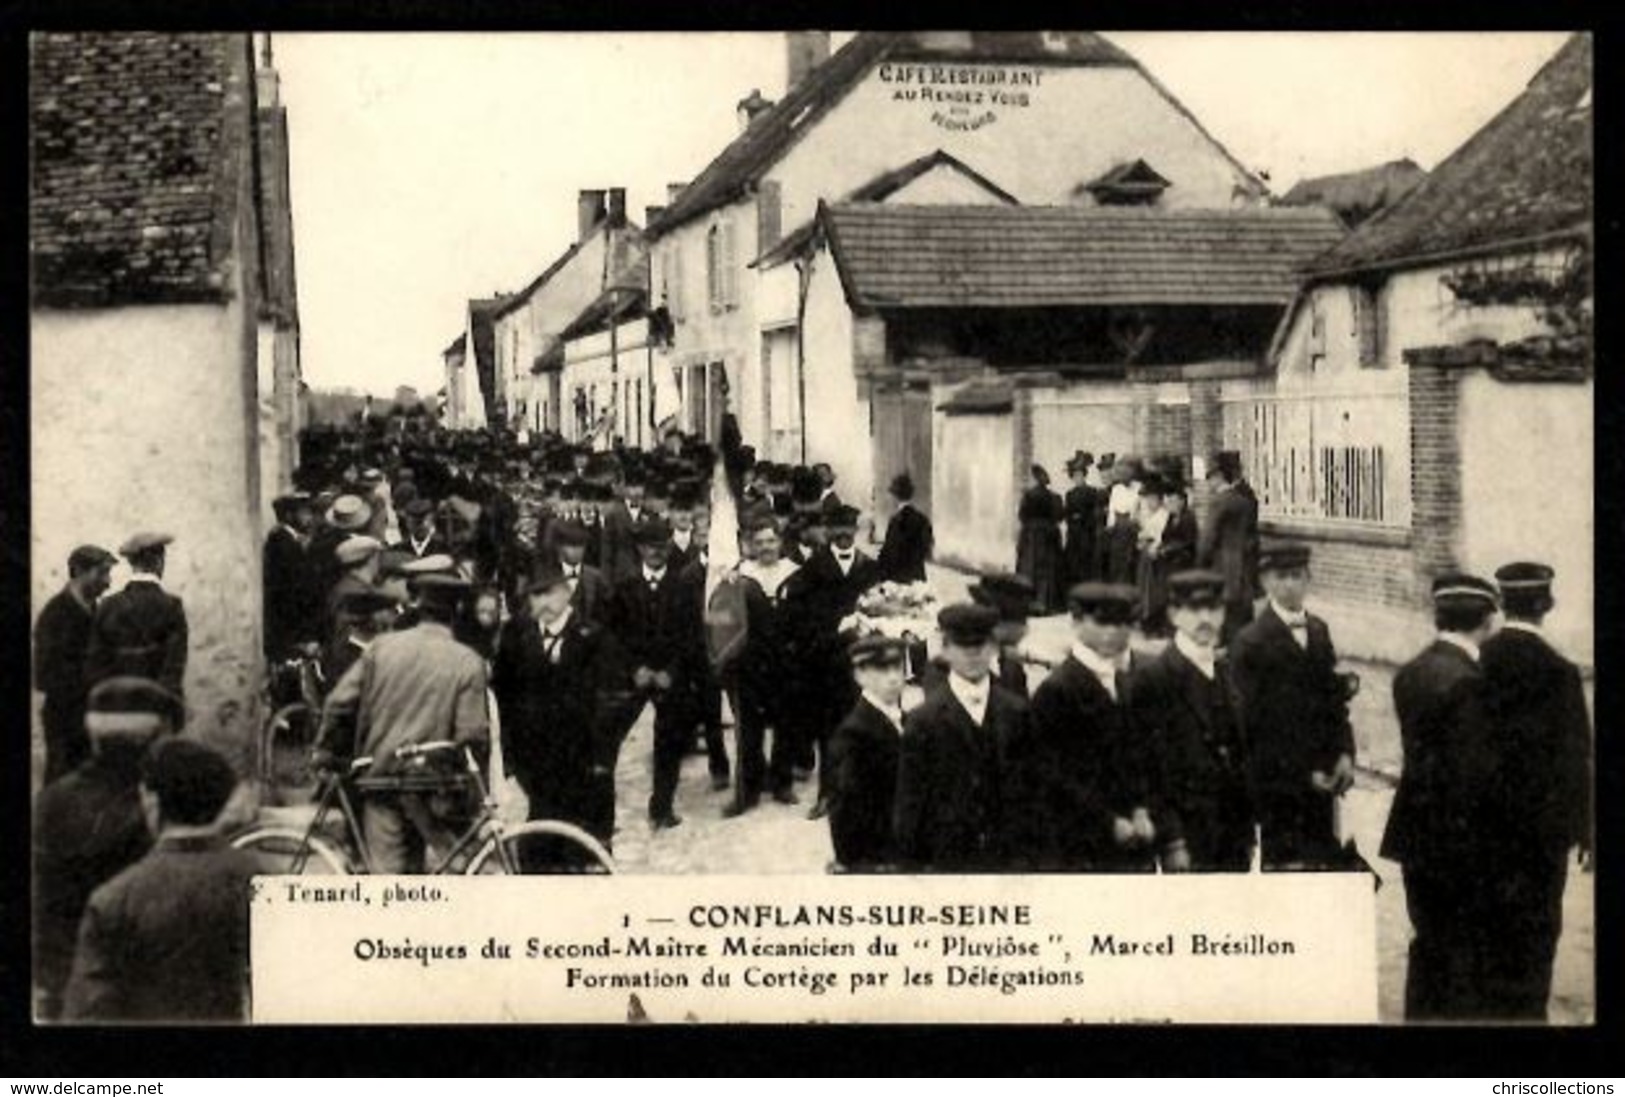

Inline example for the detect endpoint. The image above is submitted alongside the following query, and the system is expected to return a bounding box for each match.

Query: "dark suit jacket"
[565,563,612,626]
[607,567,691,679]
[599,502,647,581]
[1381,639,1498,866]
[84,579,187,698]
[34,587,96,704]
[1158,508,1199,573]
[1229,605,1355,803]
[262,526,318,655]
[894,679,1024,871]
[1480,626,1592,853]
[1130,643,1253,865]
[491,611,615,792]
[877,502,933,584]
[783,548,881,693]
[1015,655,1156,870]
[920,652,1029,702]
[828,698,903,870]
[63,835,257,1022]
[1198,488,1256,605]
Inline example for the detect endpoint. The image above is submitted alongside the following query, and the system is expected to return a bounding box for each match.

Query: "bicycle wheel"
[232,825,351,875]
[260,703,320,805]
[466,820,616,875]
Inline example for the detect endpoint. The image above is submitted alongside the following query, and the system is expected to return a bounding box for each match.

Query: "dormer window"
[1080,159,1172,207]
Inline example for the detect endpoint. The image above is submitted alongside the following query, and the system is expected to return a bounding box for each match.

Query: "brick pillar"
[1408,363,1463,585]
[1188,378,1223,528]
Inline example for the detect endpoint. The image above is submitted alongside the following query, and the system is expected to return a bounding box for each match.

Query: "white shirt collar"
[540,606,573,638]
[128,570,165,591]
[945,671,991,725]
[1501,619,1543,637]
[1270,600,1308,627]
[1439,632,1480,663]
[1173,631,1217,679]
[642,564,668,584]
[862,690,904,729]
[562,561,581,576]
[1070,642,1123,698]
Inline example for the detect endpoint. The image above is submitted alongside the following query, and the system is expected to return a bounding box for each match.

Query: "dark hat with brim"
[86,676,184,737]
[849,634,907,669]
[889,473,915,499]
[969,572,1035,622]
[272,491,312,514]
[119,531,174,557]
[1067,582,1140,623]
[524,564,571,595]
[826,503,862,528]
[1065,450,1095,474]
[1167,569,1226,608]
[340,587,401,616]
[938,602,1000,646]
[553,520,591,547]
[413,572,472,604]
[1494,561,1555,595]
[1431,572,1499,610]
[1259,543,1312,573]
[403,498,435,519]
[633,517,673,546]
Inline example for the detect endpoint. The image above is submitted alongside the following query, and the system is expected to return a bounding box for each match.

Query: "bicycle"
[232,739,616,875]
[257,650,327,806]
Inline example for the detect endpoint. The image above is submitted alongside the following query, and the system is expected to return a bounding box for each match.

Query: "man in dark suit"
[63,738,258,1022]
[34,544,117,782]
[894,604,1025,872]
[492,563,616,867]
[85,533,188,702]
[1132,570,1253,872]
[1229,543,1356,869]
[262,492,320,662]
[1011,583,1162,872]
[827,635,907,872]
[665,480,706,572]
[395,497,452,560]
[599,471,648,582]
[1381,574,1502,1021]
[968,572,1035,700]
[782,504,881,815]
[32,677,177,1019]
[552,519,612,626]
[1199,452,1258,646]
[877,473,933,584]
[1478,562,1593,1020]
[606,516,692,830]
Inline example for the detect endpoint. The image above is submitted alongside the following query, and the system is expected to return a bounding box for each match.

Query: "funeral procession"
[29,31,1593,1024]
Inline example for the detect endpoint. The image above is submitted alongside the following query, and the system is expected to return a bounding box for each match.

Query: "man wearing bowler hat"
[894,603,1025,872]
[827,635,908,872]
[1382,573,1503,1019]
[492,563,616,867]
[318,572,489,873]
[34,544,118,781]
[1013,583,1160,872]
[1229,543,1356,869]
[1130,570,1253,872]
[876,473,933,584]
[553,519,612,626]
[1477,562,1593,1019]
[396,496,450,560]
[85,533,188,701]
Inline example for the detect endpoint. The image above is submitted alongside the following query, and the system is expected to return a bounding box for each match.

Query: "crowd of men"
[31,410,1592,1023]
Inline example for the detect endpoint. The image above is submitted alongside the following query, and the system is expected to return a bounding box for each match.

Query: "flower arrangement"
[855,580,938,619]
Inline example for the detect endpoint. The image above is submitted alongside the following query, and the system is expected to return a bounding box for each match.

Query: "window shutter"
[757,180,782,252]
[722,221,739,308]
[707,225,721,313]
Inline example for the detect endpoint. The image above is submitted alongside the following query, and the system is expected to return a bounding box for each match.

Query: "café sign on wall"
[877,62,1044,132]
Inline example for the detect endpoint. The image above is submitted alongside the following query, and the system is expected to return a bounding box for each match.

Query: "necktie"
[543,631,562,663]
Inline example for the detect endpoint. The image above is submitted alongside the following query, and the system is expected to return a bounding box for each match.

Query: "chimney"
[605,187,628,227]
[577,189,607,241]
[786,31,830,91]
[645,204,666,226]
[666,182,688,204]
[736,89,775,133]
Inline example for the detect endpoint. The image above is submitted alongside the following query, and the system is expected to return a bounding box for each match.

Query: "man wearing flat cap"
[492,563,617,866]
[325,535,384,648]
[34,544,117,781]
[1228,543,1356,869]
[85,533,188,702]
[1382,573,1503,1019]
[1011,582,1160,872]
[894,603,1025,872]
[1477,562,1592,1019]
[32,677,180,1019]
[827,635,908,872]
[1130,570,1252,872]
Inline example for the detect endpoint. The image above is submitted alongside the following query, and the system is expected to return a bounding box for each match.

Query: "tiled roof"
[31,33,254,308]
[648,31,1160,239]
[755,149,1016,270]
[1306,34,1591,276]
[493,217,644,321]
[560,286,650,343]
[1278,158,1426,228]
[820,203,1346,310]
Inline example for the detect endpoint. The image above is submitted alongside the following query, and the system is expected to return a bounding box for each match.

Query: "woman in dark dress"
[1103,457,1143,585]
[1015,465,1066,614]
[1062,451,1102,586]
